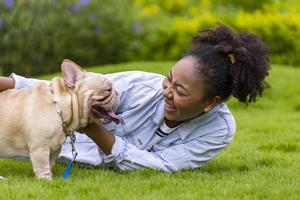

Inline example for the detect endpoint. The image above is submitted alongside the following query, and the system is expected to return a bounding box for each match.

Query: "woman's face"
[162,56,209,125]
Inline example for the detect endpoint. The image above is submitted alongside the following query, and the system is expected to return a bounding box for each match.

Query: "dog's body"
[0,60,119,180]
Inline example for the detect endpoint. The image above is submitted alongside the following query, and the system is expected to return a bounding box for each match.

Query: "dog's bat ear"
[61,59,86,87]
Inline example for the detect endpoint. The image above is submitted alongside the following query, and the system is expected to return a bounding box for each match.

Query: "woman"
[0,24,270,172]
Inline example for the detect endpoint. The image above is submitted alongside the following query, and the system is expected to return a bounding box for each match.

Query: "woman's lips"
[164,102,177,113]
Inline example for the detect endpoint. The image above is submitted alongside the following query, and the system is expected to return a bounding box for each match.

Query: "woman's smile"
[164,101,177,114]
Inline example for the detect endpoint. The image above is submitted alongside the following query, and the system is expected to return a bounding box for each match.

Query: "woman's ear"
[204,96,221,112]
[61,59,86,87]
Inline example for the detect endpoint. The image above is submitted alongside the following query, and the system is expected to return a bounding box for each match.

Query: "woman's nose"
[163,85,173,99]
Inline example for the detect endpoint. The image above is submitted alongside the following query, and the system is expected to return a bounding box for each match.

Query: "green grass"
[1,61,300,199]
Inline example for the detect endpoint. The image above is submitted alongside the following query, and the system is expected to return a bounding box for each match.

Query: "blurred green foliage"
[0,0,299,76]
[0,0,138,76]
[133,0,300,66]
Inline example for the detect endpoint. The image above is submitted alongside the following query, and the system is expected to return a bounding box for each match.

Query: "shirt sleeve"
[9,73,50,89]
[103,127,231,172]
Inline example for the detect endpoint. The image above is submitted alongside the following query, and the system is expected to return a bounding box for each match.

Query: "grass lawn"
[0,61,300,199]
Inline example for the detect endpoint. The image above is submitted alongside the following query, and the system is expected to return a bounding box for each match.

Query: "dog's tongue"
[107,111,121,124]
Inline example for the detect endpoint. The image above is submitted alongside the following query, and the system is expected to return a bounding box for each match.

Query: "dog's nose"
[91,89,113,105]
[104,89,112,98]
[95,87,111,100]
[96,92,110,101]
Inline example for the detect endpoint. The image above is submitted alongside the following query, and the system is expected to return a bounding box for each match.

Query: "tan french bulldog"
[0,59,120,180]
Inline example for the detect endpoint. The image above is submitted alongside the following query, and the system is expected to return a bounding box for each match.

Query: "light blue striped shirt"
[11,71,236,172]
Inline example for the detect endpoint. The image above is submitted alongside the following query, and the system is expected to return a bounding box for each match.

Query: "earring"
[204,108,209,112]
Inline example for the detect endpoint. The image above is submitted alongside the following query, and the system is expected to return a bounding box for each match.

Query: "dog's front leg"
[49,146,62,170]
[29,144,52,180]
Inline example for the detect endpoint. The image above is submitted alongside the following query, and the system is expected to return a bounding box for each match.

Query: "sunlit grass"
[1,62,300,199]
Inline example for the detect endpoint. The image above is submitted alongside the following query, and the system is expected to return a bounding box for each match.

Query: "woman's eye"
[176,88,187,96]
[176,90,185,96]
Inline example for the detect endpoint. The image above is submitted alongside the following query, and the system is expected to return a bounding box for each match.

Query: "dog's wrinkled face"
[76,72,120,124]
[62,60,120,125]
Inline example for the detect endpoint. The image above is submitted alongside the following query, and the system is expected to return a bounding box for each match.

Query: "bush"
[232,8,300,67]
[0,0,137,76]
[132,0,300,66]
[0,0,300,76]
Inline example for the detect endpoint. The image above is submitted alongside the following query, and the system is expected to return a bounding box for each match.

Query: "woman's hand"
[77,123,115,155]
[0,77,15,92]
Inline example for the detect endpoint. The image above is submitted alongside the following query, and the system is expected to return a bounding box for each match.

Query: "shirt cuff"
[9,73,50,89]
[9,73,22,89]
[103,136,126,164]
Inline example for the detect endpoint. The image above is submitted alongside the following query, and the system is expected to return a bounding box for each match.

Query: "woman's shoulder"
[178,103,236,141]
[106,71,164,113]
[214,103,236,135]
[203,103,236,137]
[105,71,164,85]
[106,71,164,97]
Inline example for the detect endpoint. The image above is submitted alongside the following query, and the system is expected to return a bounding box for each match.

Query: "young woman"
[0,24,270,172]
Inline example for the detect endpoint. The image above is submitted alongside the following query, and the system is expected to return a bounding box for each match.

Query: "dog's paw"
[37,175,52,181]
[0,176,5,180]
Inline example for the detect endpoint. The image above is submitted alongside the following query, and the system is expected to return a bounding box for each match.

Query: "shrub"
[0,0,137,76]
[0,0,300,76]
[133,0,300,66]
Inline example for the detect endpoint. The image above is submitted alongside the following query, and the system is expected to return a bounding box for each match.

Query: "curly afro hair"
[184,23,271,104]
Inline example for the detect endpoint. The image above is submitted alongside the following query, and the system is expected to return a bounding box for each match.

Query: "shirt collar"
[152,100,165,125]
[152,100,225,140]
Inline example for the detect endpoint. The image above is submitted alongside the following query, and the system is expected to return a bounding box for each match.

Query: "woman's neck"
[164,119,183,128]
[164,111,207,128]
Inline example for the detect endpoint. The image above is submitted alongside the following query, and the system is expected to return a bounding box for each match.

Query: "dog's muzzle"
[91,107,121,124]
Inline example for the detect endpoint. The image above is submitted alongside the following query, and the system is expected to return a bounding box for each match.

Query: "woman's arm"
[102,131,231,172]
[78,123,229,172]
[78,119,234,172]
[78,123,115,155]
[0,77,15,92]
